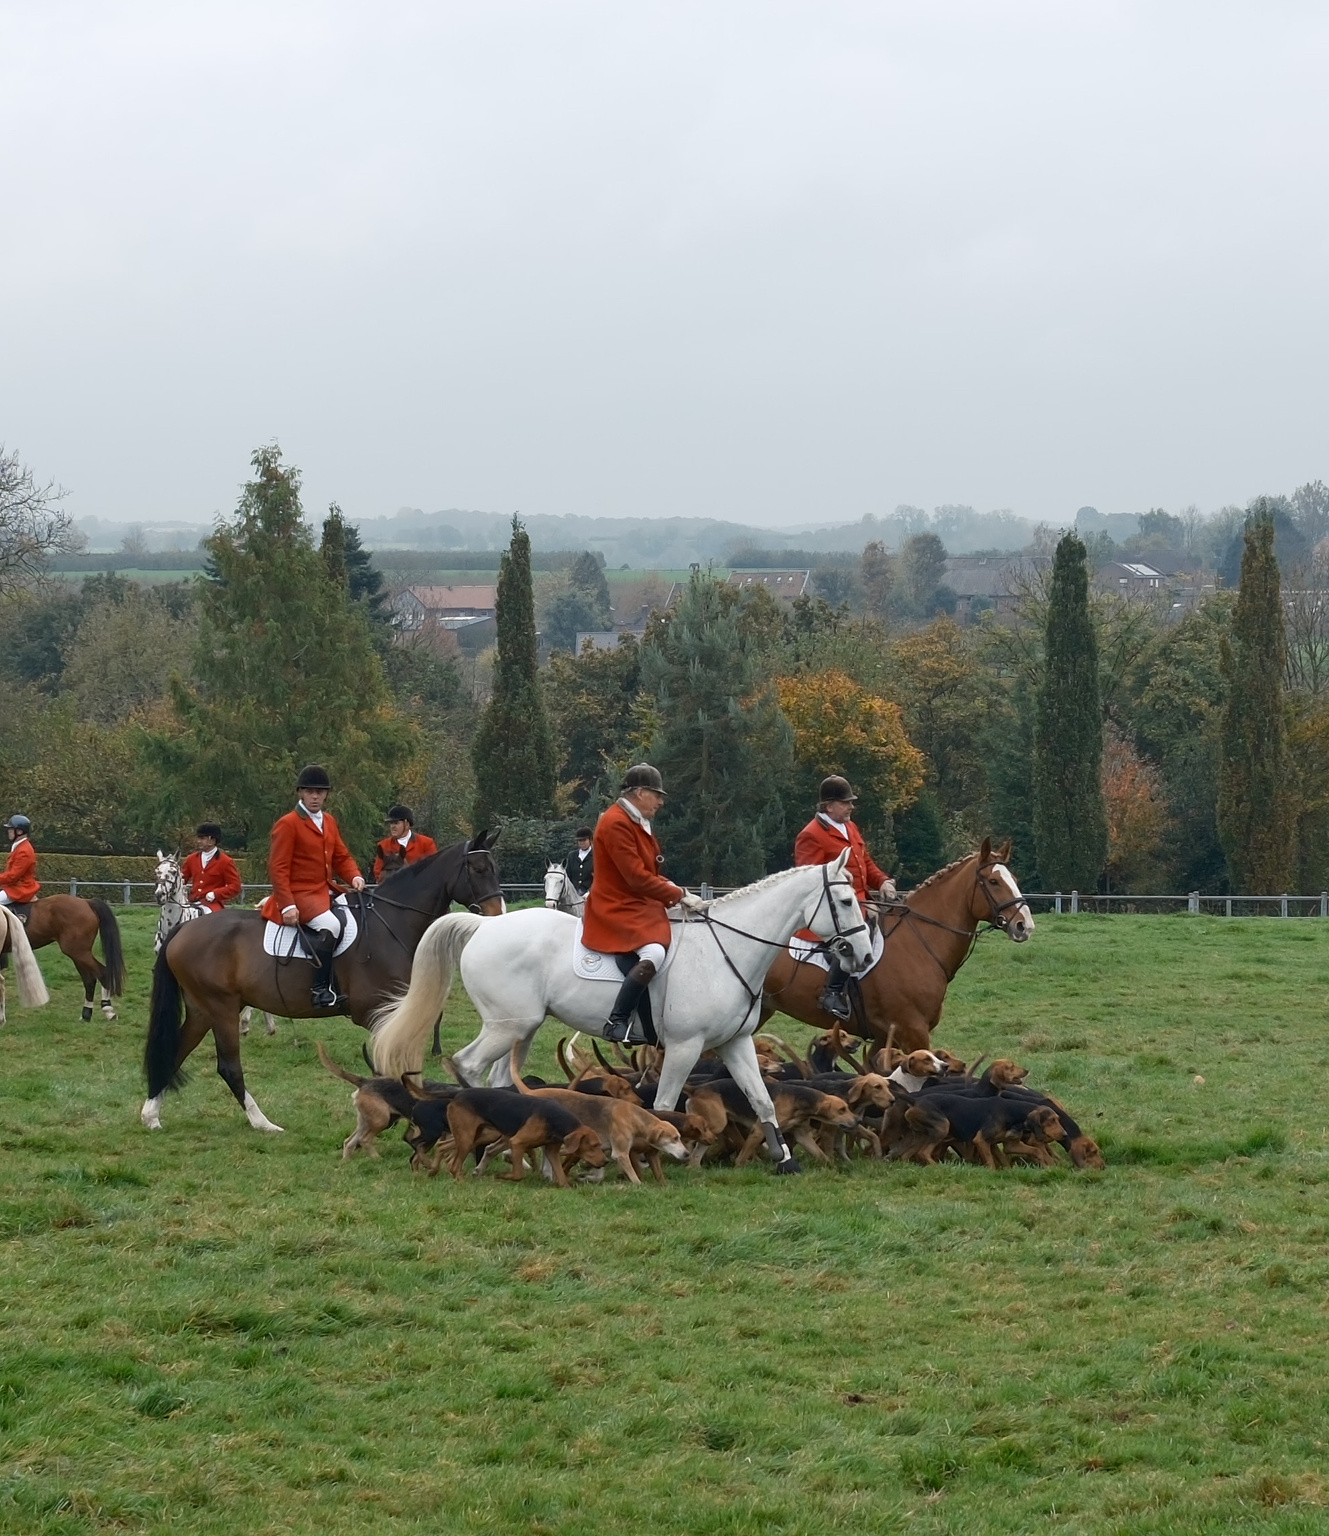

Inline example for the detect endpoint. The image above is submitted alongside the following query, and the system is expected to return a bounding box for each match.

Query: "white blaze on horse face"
[993,863,1034,941]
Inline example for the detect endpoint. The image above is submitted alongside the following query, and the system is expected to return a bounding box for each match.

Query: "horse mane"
[708,864,817,906]
[905,851,979,898]
[376,846,448,891]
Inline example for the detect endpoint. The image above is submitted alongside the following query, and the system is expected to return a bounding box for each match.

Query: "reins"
[863,861,1027,980]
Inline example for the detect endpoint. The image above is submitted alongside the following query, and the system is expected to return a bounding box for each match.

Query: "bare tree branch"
[0,446,83,596]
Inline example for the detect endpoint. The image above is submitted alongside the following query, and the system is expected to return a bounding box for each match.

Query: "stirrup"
[312,983,346,1011]
[602,1016,640,1046]
[818,986,851,1021]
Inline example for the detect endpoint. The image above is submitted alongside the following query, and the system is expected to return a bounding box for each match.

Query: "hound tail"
[90,899,126,995]
[2,908,49,1009]
[143,944,186,1097]
[371,912,485,1078]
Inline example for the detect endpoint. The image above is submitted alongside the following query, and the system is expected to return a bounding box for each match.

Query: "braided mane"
[709,863,815,906]
[905,851,979,898]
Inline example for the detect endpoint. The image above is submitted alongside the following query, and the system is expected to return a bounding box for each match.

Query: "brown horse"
[141,831,505,1134]
[760,840,1034,1052]
[19,897,127,1021]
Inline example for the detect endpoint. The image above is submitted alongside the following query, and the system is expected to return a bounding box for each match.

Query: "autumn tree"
[1217,503,1296,891]
[1033,531,1107,891]
[1101,725,1166,891]
[471,517,557,824]
[860,541,894,618]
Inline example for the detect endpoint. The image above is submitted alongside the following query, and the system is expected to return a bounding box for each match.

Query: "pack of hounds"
[317,1026,1105,1186]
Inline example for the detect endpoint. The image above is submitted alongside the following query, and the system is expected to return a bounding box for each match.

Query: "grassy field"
[2,910,1328,1535]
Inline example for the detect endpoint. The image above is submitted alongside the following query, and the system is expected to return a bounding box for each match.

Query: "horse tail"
[144,944,186,1096]
[90,900,126,995]
[2,908,49,1009]
[370,912,485,1078]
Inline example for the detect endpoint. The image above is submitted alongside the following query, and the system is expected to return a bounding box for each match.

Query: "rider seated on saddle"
[259,765,365,1011]
[581,763,707,1045]
[793,775,896,1021]
[372,804,438,883]
[181,823,243,912]
[0,815,40,920]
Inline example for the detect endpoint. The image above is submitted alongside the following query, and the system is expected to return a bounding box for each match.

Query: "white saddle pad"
[787,924,885,976]
[572,918,679,983]
[262,901,358,959]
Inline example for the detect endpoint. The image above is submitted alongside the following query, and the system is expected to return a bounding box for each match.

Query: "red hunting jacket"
[180,849,243,912]
[260,806,361,923]
[580,801,684,954]
[372,830,438,883]
[793,814,888,941]
[0,837,40,903]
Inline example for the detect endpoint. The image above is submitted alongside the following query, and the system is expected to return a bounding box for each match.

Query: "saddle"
[7,903,32,927]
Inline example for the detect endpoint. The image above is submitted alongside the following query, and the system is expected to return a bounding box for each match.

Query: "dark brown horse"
[21,897,127,1021]
[141,831,504,1133]
[760,840,1034,1052]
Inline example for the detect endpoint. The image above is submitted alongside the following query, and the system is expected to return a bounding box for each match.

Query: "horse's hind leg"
[717,1033,799,1175]
[74,963,97,1022]
[213,1009,284,1132]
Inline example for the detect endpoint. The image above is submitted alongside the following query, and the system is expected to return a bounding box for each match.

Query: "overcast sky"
[3,1,1326,530]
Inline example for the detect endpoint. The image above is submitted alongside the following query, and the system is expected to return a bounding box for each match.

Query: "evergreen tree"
[1217,502,1296,890]
[641,571,794,883]
[544,550,613,652]
[322,504,390,632]
[1033,531,1107,891]
[146,444,410,852]
[471,517,556,824]
[860,540,894,618]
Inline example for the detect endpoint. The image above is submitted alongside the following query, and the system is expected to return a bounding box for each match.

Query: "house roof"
[404,584,498,612]
[943,555,1048,599]
[726,569,810,598]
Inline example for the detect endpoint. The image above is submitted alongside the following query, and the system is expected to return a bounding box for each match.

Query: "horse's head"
[972,838,1034,942]
[461,828,506,916]
[805,850,875,973]
[544,863,569,910]
[153,850,185,906]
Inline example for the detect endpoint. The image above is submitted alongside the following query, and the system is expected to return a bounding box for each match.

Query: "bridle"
[351,847,504,964]
[867,859,1027,979]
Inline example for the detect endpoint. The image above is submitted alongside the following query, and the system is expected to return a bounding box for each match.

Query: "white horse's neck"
[692,866,828,989]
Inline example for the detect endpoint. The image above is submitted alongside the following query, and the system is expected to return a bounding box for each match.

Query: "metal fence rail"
[39,880,1329,918]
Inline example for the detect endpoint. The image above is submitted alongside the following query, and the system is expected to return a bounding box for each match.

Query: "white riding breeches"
[637,942,666,970]
[304,908,342,937]
[0,892,11,906]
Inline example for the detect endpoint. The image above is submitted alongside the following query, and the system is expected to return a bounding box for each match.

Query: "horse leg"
[213,1008,284,1132]
[650,1035,707,1113]
[141,995,215,1130]
[717,1034,800,1175]
[0,970,6,1028]
[453,1018,544,1088]
[99,977,116,1020]
[75,963,97,1022]
[431,1019,443,1057]
[265,1013,277,1036]
[239,1007,251,1037]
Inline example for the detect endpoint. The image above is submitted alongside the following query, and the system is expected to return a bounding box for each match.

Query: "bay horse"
[0,905,51,1022]
[760,839,1034,1053]
[141,831,504,1134]
[21,895,127,1021]
[371,853,873,1173]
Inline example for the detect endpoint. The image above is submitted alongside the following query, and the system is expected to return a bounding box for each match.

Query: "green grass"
[2,911,1329,1534]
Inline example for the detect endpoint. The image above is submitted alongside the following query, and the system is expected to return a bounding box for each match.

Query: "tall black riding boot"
[818,954,852,1021]
[307,930,346,1011]
[603,959,657,1045]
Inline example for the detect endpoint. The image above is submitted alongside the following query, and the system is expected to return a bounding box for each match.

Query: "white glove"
[205,892,216,903]
[878,879,898,901]
[679,891,710,914]
[352,876,366,891]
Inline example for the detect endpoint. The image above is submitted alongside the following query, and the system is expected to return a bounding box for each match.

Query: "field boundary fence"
[33,879,1329,919]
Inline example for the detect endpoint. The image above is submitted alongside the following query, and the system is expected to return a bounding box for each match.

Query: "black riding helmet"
[4,814,31,832]
[296,764,332,791]
[386,804,414,824]
[621,763,665,796]
[818,775,857,804]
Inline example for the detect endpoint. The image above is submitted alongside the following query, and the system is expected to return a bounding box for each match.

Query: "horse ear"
[157,849,165,860]
[468,829,487,851]
[832,849,851,876]
[997,839,1012,864]
[486,828,500,848]
[979,837,992,864]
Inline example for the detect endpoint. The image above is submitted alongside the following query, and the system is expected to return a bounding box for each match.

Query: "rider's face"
[388,819,409,838]
[196,835,217,852]
[299,788,330,812]
[633,789,666,818]
[824,798,854,823]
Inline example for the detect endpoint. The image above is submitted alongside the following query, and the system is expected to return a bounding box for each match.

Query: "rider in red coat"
[260,765,366,1009]
[180,823,243,912]
[582,763,707,1044]
[0,815,40,907]
[372,804,439,882]
[793,775,895,1021]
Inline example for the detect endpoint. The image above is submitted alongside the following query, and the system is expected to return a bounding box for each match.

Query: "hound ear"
[979,836,992,864]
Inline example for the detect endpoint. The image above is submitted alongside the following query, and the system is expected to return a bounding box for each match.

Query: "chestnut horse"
[760,840,1034,1052]
[22,896,127,1021]
[141,831,504,1134]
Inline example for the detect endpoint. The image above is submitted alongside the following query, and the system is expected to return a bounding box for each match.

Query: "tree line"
[0,443,1325,894]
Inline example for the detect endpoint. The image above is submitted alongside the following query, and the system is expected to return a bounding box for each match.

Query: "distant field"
[372,567,716,586]
[2,911,1328,1534]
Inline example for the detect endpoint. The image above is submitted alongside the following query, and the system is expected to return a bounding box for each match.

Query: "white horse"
[542,862,585,916]
[373,852,873,1172]
[152,851,278,1037]
[0,905,51,1024]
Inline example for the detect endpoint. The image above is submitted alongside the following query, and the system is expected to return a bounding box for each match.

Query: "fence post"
[700,882,713,901]
[1321,891,1327,919]
[70,878,78,896]
[1226,897,1232,918]
[1188,891,1199,915]
[1054,892,1063,915]
[1070,890,1079,914]
[123,880,132,906]
[1281,894,1288,919]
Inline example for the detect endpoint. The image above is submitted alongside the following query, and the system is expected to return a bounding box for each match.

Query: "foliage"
[893,791,946,886]
[1218,503,1297,892]
[146,445,409,853]
[1101,725,1166,891]
[641,572,794,882]
[1217,497,1308,587]
[544,636,644,810]
[896,532,949,618]
[471,518,556,825]
[0,445,82,595]
[61,583,196,725]
[1289,702,1329,894]
[1033,532,1107,891]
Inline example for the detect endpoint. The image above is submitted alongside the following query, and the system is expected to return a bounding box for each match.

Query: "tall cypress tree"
[471,517,556,825]
[1033,531,1107,891]
[1217,501,1295,891]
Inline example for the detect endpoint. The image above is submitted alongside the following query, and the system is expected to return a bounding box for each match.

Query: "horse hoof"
[141,1112,162,1131]
[80,1008,93,1022]
[102,1010,117,1022]
[773,1158,802,1176]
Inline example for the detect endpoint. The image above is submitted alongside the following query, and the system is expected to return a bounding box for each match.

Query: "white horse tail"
[371,912,486,1077]
[3,907,50,1009]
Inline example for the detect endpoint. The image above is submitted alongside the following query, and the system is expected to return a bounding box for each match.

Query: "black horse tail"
[90,899,127,995]
[144,945,186,1097]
